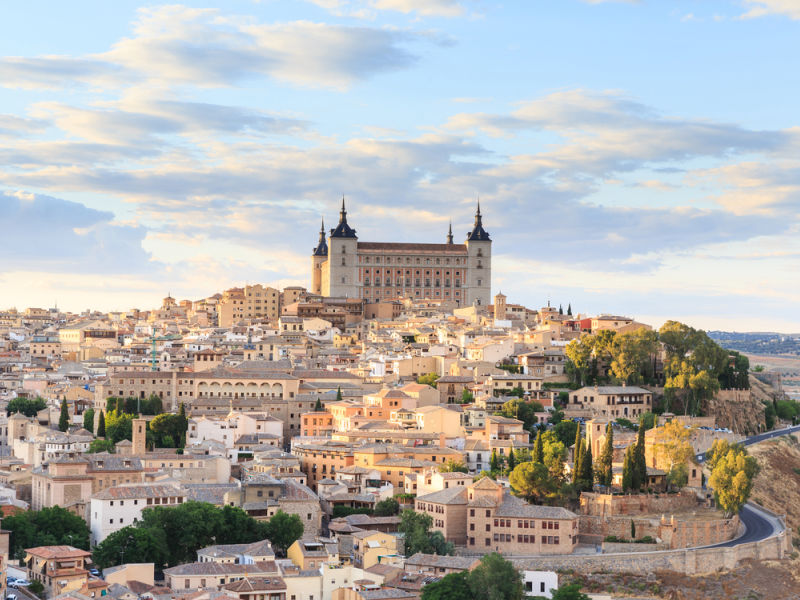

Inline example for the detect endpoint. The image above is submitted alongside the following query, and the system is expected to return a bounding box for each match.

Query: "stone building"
[311,200,492,306]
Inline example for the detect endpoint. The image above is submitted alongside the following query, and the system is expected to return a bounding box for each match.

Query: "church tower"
[464,201,492,306]
[311,219,327,295]
[325,198,359,298]
[494,291,507,321]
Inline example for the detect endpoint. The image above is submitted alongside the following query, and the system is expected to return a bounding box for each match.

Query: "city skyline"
[2,1,800,331]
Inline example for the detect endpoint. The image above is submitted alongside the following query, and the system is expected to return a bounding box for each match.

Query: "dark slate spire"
[330,196,357,238]
[446,221,453,244]
[466,199,490,241]
[313,218,328,256]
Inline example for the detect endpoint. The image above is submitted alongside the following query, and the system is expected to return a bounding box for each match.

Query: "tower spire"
[330,196,357,238]
[313,216,329,256]
[466,199,490,241]
[340,196,347,223]
[446,221,453,244]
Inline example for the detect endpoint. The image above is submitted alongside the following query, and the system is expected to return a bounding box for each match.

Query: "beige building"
[352,530,400,569]
[311,200,492,306]
[568,385,653,419]
[25,545,91,597]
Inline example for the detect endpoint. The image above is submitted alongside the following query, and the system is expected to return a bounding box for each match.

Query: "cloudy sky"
[1,0,799,331]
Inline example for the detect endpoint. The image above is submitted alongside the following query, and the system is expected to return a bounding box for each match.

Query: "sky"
[1,0,800,332]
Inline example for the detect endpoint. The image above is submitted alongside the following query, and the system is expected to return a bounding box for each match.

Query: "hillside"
[749,432,800,534]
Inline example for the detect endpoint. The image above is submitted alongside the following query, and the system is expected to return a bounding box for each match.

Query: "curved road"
[695,423,800,547]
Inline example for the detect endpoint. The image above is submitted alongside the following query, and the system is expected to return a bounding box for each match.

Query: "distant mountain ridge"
[708,331,800,355]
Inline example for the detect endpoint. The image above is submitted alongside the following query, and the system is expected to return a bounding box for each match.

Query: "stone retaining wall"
[601,542,666,553]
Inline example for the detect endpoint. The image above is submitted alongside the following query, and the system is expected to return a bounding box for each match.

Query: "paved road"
[693,424,799,548]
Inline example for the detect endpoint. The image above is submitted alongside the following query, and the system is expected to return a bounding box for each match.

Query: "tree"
[96,409,106,437]
[93,526,169,570]
[533,430,544,464]
[572,435,584,486]
[551,583,590,600]
[6,397,47,417]
[105,411,133,444]
[87,439,115,453]
[399,510,435,556]
[336,386,343,401]
[567,303,572,316]
[633,422,647,491]
[578,443,593,490]
[467,553,523,600]
[499,398,543,431]
[261,510,302,556]
[639,412,656,431]
[461,388,474,403]
[2,506,90,559]
[314,397,323,411]
[490,449,500,473]
[58,397,70,432]
[596,422,614,487]
[509,462,556,503]
[149,413,185,448]
[417,373,440,388]
[541,431,567,481]
[83,408,95,433]
[428,530,454,556]
[621,446,635,493]
[139,501,226,566]
[709,445,759,517]
[565,337,593,387]
[652,420,695,489]
[553,419,578,447]
[440,459,469,473]
[506,448,517,472]
[178,402,188,447]
[421,571,471,600]
[609,328,660,385]
[374,498,400,516]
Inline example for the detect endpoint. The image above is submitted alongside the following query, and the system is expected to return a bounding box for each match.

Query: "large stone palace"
[310,199,492,306]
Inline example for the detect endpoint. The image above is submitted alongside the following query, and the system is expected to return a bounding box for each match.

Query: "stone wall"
[511,527,790,576]
[580,491,698,517]
[601,542,666,553]
[580,512,738,549]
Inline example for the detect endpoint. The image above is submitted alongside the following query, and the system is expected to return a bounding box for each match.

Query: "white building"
[523,570,558,599]
[90,484,184,545]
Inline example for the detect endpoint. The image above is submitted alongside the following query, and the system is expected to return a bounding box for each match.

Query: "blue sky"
[1,0,800,331]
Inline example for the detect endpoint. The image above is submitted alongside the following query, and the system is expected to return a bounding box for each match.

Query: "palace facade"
[311,200,492,306]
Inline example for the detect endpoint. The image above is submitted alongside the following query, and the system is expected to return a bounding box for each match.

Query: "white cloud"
[740,0,800,20]
[0,6,428,91]
[306,0,467,18]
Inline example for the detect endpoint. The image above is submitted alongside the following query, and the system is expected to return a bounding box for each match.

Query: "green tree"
[96,409,106,437]
[639,412,656,431]
[87,439,115,453]
[6,397,47,417]
[596,422,614,487]
[578,443,594,491]
[461,388,474,403]
[652,420,695,489]
[500,398,543,430]
[490,449,500,473]
[92,526,169,570]
[336,386,343,401]
[428,530,454,556]
[2,506,90,559]
[565,336,593,386]
[417,373,440,388]
[553,419,578,447]
[567,303,572,316]
[709,445,759,517]
[314,397,323,411]
[467,553,524,600]
[533,430,544,464]
[541,431,567,481]
[506,448,517,472]
[633,422,647,491]
[139,501,225,565]
[264,510,304,556]
[440,459,469,473]
[83,408,95,433]
[399,509,434,555]
[58,397,70,432]
[421,571,471,600]
[551,583,590,600]
[621,446,635,493]
[105,411,134,444]
[218,505,270,545]
[374,498,400,516]
[149,413,185,448]
[509,462,556,503]
[572,436,584,485]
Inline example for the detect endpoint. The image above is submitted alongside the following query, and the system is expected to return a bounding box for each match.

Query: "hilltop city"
[0,204,798,600]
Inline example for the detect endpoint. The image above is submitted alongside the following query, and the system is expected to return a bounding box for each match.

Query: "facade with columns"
[311,200,492,306]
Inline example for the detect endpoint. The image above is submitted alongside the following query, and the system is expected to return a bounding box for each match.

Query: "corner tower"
[464,201,491,306]
[325,197,359,298]
[311,218,328,295]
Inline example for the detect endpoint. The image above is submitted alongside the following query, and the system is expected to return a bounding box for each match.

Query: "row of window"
[360,256,464,265]
[364,279,460,288]
[494,518,560,529]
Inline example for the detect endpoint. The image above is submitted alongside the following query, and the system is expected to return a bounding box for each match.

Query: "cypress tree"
[633,424,647,492]
[597,422,614,486]
[507,447,517,472]
[58,397,69,432]
[490,448,500,473]
[97,410,106,438]
[314,397,323,411]
[567,303,572,316]
[533,430,544,464]
[580,443,594,488]
[559,304,563,315]
[336,386,343,401]
[622,446,634,492]
[572,428,584,485]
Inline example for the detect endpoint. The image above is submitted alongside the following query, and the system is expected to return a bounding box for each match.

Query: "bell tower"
[464,201,491,307]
